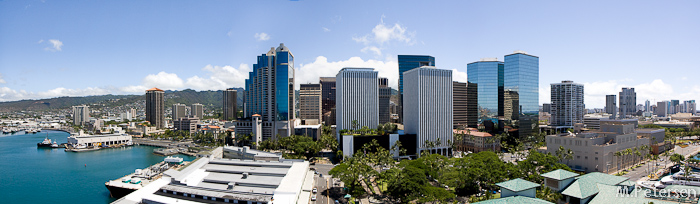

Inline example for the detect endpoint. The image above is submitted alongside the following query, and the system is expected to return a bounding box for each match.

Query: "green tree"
[537,186,563,203]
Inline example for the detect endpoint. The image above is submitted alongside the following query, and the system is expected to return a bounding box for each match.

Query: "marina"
[0,130,196,203]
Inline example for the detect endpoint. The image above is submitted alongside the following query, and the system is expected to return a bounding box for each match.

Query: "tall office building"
[191,103,203,119]
[320,77,336,125]
[378,77,391,124]
[503,51,539,138]
[550,81,585,126]
[398,55,435,123]
[542,103,551,114]
[606,95,617,119]
[146,87,165,129]
[72,105,89,126]
[619,88,636,118]
[670,100,680,114]
[299,83,322,125]
[238,43,296,141]
[467,58,504,132]
[336,68,379,139]
[645,100,651,112]
[223,88,238,121]
[404,66,453,156]
[655,101,669,117]
[172,103,186,120]
[453,81,468,129]
[466,81,478,128]
[684,100,696,114]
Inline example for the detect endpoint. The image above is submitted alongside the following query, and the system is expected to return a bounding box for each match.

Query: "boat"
[37,136,53,148]
[658,171,700,187]
[105,158,186,198]
[50,142,60,148]
[25,129,30,133]
[36,128,41,132]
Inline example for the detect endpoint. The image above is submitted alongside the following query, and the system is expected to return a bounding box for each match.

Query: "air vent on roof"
[242,172,249,179]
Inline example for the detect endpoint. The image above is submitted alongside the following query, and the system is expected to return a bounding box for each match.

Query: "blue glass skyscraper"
[241,43,295,141]
[467,59,504,132]
[398,55,435,123]
[504,51,539,139]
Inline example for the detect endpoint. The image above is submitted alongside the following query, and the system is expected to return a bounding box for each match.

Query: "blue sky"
[0,0,698,108]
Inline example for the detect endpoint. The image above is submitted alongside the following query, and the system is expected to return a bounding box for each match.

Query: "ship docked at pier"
[105,156,185,198]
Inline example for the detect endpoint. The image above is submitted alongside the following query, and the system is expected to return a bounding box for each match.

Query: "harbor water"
[0,130,196,203]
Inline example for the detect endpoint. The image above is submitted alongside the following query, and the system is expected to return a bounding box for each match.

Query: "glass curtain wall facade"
[504,52,539,139]
[467,60,504,132]
[398,55,435,123]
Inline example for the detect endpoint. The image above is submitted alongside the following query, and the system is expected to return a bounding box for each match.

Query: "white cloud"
[184,64,250,90]
[452,69,467,83]
[296,56,399,89]
[352,16,416,57]
[254,33,270,41]
[0,73,6,84]
[36,39,43,44]
[44,39,63,51]
[360,46,382,56]
[142,72,184,90]
[322,27,330,32]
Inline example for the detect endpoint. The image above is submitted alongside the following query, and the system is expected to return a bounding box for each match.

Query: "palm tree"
[351,120,359,131]
[537,186,563,203]
[565,148,574,166]
[614,151,623,171]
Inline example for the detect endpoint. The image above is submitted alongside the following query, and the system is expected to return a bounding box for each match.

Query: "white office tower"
[172,103,186,120]
[403,66,453,156]
[335,68,379,139]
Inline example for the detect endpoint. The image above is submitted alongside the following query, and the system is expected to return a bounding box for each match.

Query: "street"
[624,143,700,182]
[312,164,335,204]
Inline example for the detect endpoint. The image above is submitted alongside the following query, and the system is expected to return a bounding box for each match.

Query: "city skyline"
[1,1,699,108]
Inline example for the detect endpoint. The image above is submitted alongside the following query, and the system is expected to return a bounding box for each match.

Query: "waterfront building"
[605,95,616,119]
[72,105,90,126]
[115,157,311,204]
[299,83,322,125]
[67,133,132,148]
[403,66,452,156]
[146,87,165,129]
[222,146,282,161]
[173,116,199,134]
[467,58,504,132]
[503,51,539,139]
[550,80,585,127]
[238,43,296,141]
[453,128,500,153]
[222,88,237,121]
[190,103,203,119]
[453,81,468,129]
[398,55,435,123]
[336,68,379,139]
[619,87,636,118]
[320,77,336,125]
[172,103,186,120]
[378,77,391,124]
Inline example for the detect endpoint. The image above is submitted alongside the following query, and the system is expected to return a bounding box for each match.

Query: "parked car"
[313,187,318,193]
[311,195,317,201]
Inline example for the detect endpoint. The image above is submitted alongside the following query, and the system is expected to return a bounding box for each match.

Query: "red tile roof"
[146,87,164,92]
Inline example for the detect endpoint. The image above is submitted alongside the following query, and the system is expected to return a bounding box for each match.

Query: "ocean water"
[0,130,195,204]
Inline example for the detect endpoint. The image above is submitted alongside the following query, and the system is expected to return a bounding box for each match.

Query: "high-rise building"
[684,100,696,114]
[172,103,186,120]
[223,88,238,121]
[336,68,379,139]
[453,81,468,129]
[670,100,680,114]
[645,100,651,112]
[606,95,617,119]
[655,101,669,117]
[404,66,453,156]
[378,77,391,124]
[72,105,89,126]
[467,58,504,132]
[238,43,296,141]
[146,87,165,129]
[320,77,336,125]
[299,83,322,125]
[619,88,636,118]
[503,51,539,138]
[550,81,585,126]
[191,103,203,119]
[466,81,478,128]
[398,55,435,123]
[542,103,551,114]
